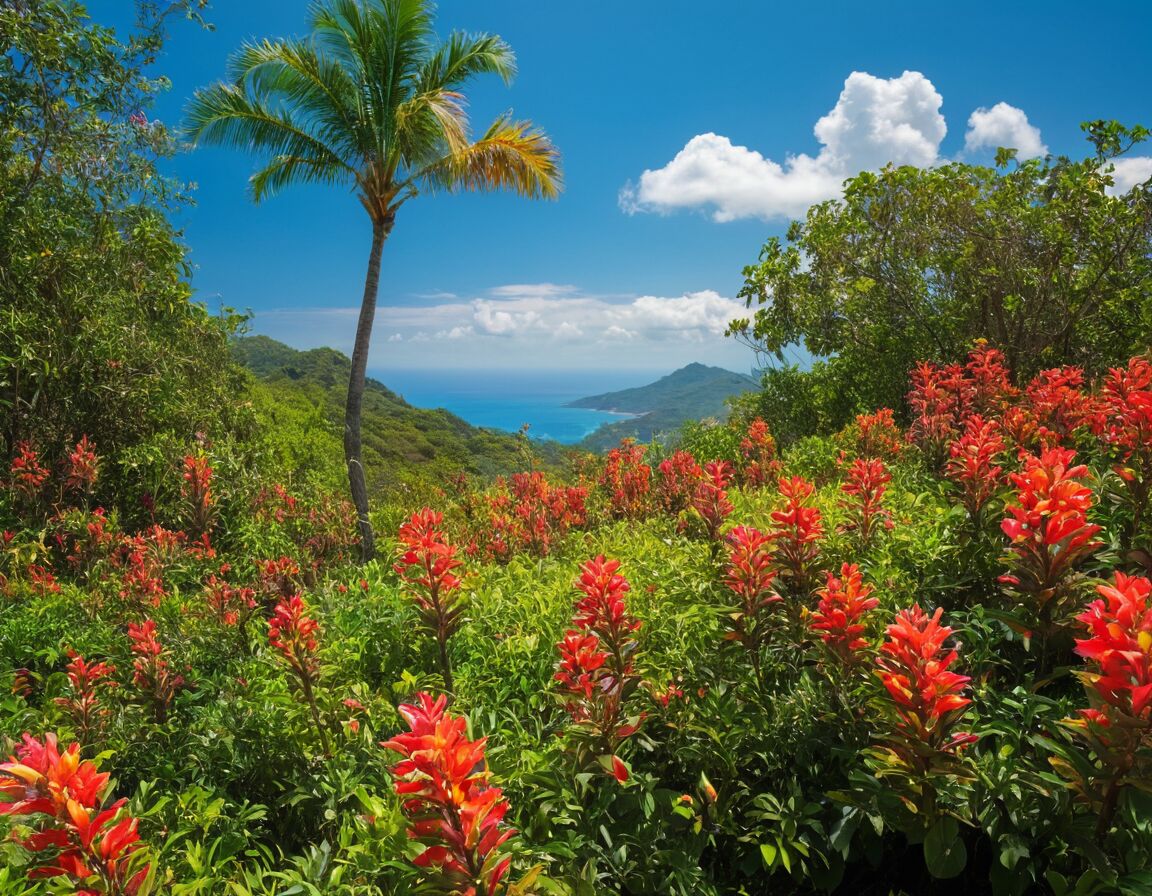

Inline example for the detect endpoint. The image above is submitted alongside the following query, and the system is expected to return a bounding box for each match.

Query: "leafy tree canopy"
[0,0,251,520]
[730,121,1152,426]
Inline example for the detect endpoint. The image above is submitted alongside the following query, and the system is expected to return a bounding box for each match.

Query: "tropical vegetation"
[185,0,562,561]
[3,2,1152,895]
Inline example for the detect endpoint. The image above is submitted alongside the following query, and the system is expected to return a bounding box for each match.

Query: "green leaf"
[924,817,967,880]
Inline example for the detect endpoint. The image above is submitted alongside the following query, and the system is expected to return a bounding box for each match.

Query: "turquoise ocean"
[370,368,658,445]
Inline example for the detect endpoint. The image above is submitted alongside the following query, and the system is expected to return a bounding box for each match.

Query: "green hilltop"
[234,335,568,493]
[570,362,757,451]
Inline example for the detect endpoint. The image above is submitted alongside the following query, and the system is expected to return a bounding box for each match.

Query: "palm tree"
[185,0,561,561]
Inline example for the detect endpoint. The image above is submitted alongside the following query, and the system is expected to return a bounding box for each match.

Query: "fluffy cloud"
[964,102,1047,158]
[621,71,947,221]
[1106,157,1152,195]
[253,284,754,371]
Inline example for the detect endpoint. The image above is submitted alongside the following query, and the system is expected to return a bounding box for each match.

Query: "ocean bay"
[372,368,654,444]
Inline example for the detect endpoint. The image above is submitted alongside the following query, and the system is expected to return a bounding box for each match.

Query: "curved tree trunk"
[346,218,390,563]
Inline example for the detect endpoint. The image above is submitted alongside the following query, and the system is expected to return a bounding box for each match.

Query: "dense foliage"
[4,344,1152,894]
[730,124,1152,437]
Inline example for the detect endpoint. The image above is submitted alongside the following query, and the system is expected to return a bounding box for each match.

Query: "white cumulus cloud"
[1106,157,1152,195]
[964,102,1048,158]
[621,70,947,221]
[250,284,755,371]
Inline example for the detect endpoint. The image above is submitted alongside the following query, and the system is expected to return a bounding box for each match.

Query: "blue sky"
[90,0,1152,374]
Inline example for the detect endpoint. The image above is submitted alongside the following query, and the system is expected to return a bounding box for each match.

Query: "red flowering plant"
[46,506,117,581]
[180,454,216,540]
[268,595,330,755]
[963,340,1016,416]
[1000,447,1104,657]
[1054,572,1152,836]
[945,415,1007,527]
[395,508,467,693]
[869,605,978,827]
[768,476,824,597]
[690,460,734,546]
[654,449,702,514]
[256,555,303,608]
[848,408,906,462]
[382,693,518,895]
[127,620,185,725]
[554,556,644,781]
[738,418,780,488]
[507,472,587,557]
[1096,357,1152,547]
[599,439,652,520]
[1024,366,1099,443]
[0,733,153,894]
[54,651,118,745]
[838,457,894,548]
[907,362,974,469]
[203,568,257,629]
[8,441,50,508]
[64,435,100,501]
[810,563,879,671]
[721,526,781,684]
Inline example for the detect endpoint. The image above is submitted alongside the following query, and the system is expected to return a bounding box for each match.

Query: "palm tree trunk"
[346,218,390,563]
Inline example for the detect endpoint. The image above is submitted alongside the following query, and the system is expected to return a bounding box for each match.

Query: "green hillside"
[571,362,757,450]
[234,336,568,493]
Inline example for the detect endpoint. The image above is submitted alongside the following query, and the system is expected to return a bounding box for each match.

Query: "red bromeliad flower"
[1075,572,1152,723]
[181,455,216,538]
[1060,572,1152,833]
[839,457,893,546]
[395,508,466,693]
[268,595,330,754]
[556,557,643,778]
[1097,358,1152,542]
[945,415,1007,523]
[382,693,517,896]
[268,596,321,682]
[1025,366,1099,441]
[852,408,905,461]
[127,620,184,724]
[0,734,150,895]
[690,461,733,543]
[811,564,879,666]
[54,651,118,744]
[907,362,973,464]
[204,572,257,628]
[739,419,780,488]
[65,436,100,495]
[655,450,702,514]
[769,476,824,593]
[600,439,652,520]
[258,556,302,603]
[722,526,781,678]
[9,442,49,503]
[1000,447,1103,624]
[554,630,610,710]
[875,605,977,768]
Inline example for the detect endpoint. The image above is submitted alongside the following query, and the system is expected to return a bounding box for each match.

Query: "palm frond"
[184,82,356,200]
[250,154,354,202]
[420,32,516,91]
[229,39,364,161]
[394,88,469,163]
[422,115,562,199]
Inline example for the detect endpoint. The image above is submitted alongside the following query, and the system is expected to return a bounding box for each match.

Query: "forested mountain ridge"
[234,336,568,492]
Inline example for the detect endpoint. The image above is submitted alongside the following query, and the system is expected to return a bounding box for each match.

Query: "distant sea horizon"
[368,368,663,444]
